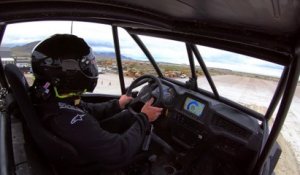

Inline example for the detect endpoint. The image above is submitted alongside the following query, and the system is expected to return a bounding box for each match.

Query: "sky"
[1,21,284,77]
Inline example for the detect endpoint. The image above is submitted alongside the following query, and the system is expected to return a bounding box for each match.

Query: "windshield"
[139,35,284,114]
[197,45,284,114]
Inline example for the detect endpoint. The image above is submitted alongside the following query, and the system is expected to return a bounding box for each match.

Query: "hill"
[5,41,281,82]
[11,41,40,57]
[9,41,132,60]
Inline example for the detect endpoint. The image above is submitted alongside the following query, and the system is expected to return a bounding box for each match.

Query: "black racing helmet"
[31,34,98,95]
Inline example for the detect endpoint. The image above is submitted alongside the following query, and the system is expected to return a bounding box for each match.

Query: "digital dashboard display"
[183,97,205,117]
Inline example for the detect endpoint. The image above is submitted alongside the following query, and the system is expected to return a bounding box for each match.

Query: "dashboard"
[153,79,264,171]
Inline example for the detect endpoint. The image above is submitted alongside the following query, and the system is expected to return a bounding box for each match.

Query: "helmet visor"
[78,51,98,78]
[33,50,98,78]
[60,52,98,78]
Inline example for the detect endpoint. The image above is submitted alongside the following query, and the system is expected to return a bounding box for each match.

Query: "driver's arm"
[80,95,132,121]
[50,107,150,170]
[80,99,122,121]
[50,98,162,170]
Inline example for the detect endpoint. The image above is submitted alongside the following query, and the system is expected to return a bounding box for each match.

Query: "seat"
[4,64,79,164]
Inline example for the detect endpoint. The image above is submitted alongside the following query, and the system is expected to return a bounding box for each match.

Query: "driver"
[30,34,163,174]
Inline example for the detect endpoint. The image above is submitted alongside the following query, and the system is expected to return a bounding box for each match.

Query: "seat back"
[4,64,79,164]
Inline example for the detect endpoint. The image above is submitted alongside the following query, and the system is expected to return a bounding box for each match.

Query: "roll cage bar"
[0,20,300,175]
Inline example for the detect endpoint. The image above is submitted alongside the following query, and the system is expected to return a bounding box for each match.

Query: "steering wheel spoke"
[126,75,163,115]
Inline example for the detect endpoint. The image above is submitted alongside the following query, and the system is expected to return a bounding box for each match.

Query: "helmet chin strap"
[54,87,87,99]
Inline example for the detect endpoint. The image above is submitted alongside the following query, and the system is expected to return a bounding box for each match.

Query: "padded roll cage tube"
[0,112,12,175]
[112,26,126,94]
[252,43,300,175]
[0,23,9,89]
[129,34,163,78]
[0,24,11,175]
[0,19,13,170]
[0,112,10,175]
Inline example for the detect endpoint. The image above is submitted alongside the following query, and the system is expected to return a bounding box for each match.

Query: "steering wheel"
[126,75,176,154]
[126,74,163,115]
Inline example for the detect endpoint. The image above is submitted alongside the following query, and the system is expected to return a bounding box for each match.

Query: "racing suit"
[35,97,150,171]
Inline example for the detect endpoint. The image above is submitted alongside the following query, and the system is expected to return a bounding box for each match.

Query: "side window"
[72,22,121,95]
[0,21,122,95]
[197,45,284,114]
[1,21,72,86]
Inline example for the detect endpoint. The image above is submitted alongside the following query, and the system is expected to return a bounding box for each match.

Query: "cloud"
[2,21,72,45]
[72,22,114,42]
[0,20,284,77]
[139,35,189,64]
[92,46,114,53]
[197,46,283,77]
